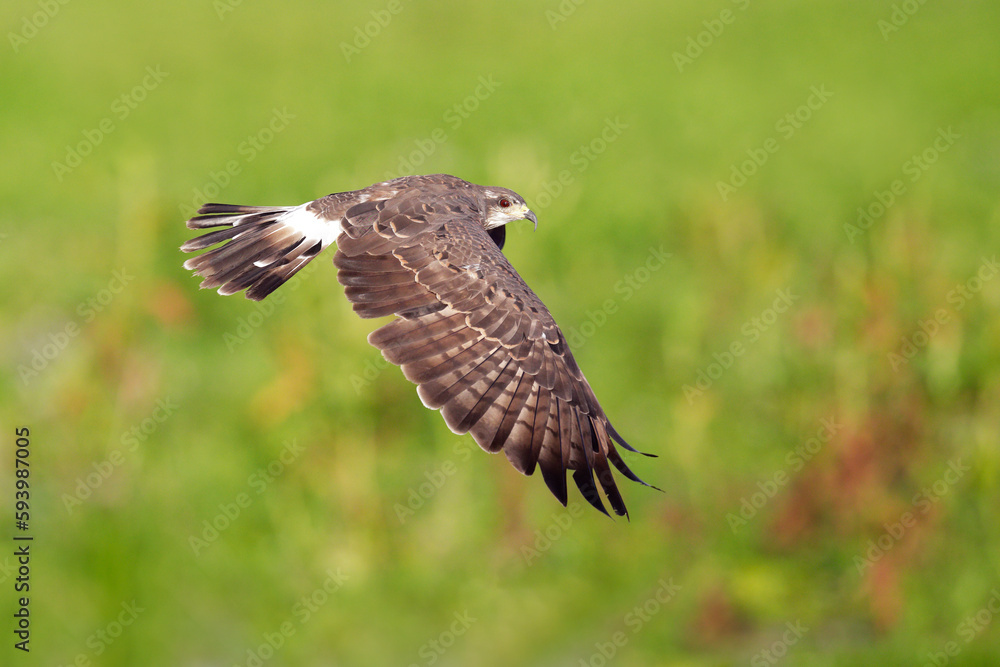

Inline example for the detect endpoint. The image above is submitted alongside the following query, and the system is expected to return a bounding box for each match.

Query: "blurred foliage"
[2,0,999,665]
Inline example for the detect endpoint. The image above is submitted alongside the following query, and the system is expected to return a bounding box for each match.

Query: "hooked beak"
[523,209,538,231]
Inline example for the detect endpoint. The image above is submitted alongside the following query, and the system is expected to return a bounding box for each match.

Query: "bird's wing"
[335,192,651,516]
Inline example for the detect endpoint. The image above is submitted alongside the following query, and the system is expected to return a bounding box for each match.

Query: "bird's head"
[482,188,538,231]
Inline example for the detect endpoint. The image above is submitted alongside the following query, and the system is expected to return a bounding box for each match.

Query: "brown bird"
[181,174,653,516]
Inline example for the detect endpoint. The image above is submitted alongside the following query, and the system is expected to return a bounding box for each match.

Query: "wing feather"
[501,384,541,474]
[462,359,520,440]
[572,467,609,516]
[416,343,502,411]
[330,177,648,516]
[488,369,532,452]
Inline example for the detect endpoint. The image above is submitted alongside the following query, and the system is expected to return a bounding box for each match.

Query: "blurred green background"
[2,0,999,665]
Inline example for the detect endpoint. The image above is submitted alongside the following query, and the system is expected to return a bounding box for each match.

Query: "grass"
[2,0,999,664]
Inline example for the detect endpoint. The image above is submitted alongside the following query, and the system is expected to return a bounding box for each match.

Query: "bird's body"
[182,174,651,516]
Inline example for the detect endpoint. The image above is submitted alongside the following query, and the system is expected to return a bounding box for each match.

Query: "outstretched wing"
[335,190,652,516]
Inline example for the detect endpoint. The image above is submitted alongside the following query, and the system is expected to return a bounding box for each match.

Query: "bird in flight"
[181,174,652,516]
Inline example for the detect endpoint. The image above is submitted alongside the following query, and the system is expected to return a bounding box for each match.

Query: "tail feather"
[186,204,283,228]
[181,202,339,301]
[180,223,260,252]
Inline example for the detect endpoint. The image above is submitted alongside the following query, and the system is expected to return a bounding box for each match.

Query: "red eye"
[499,198,511,208]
